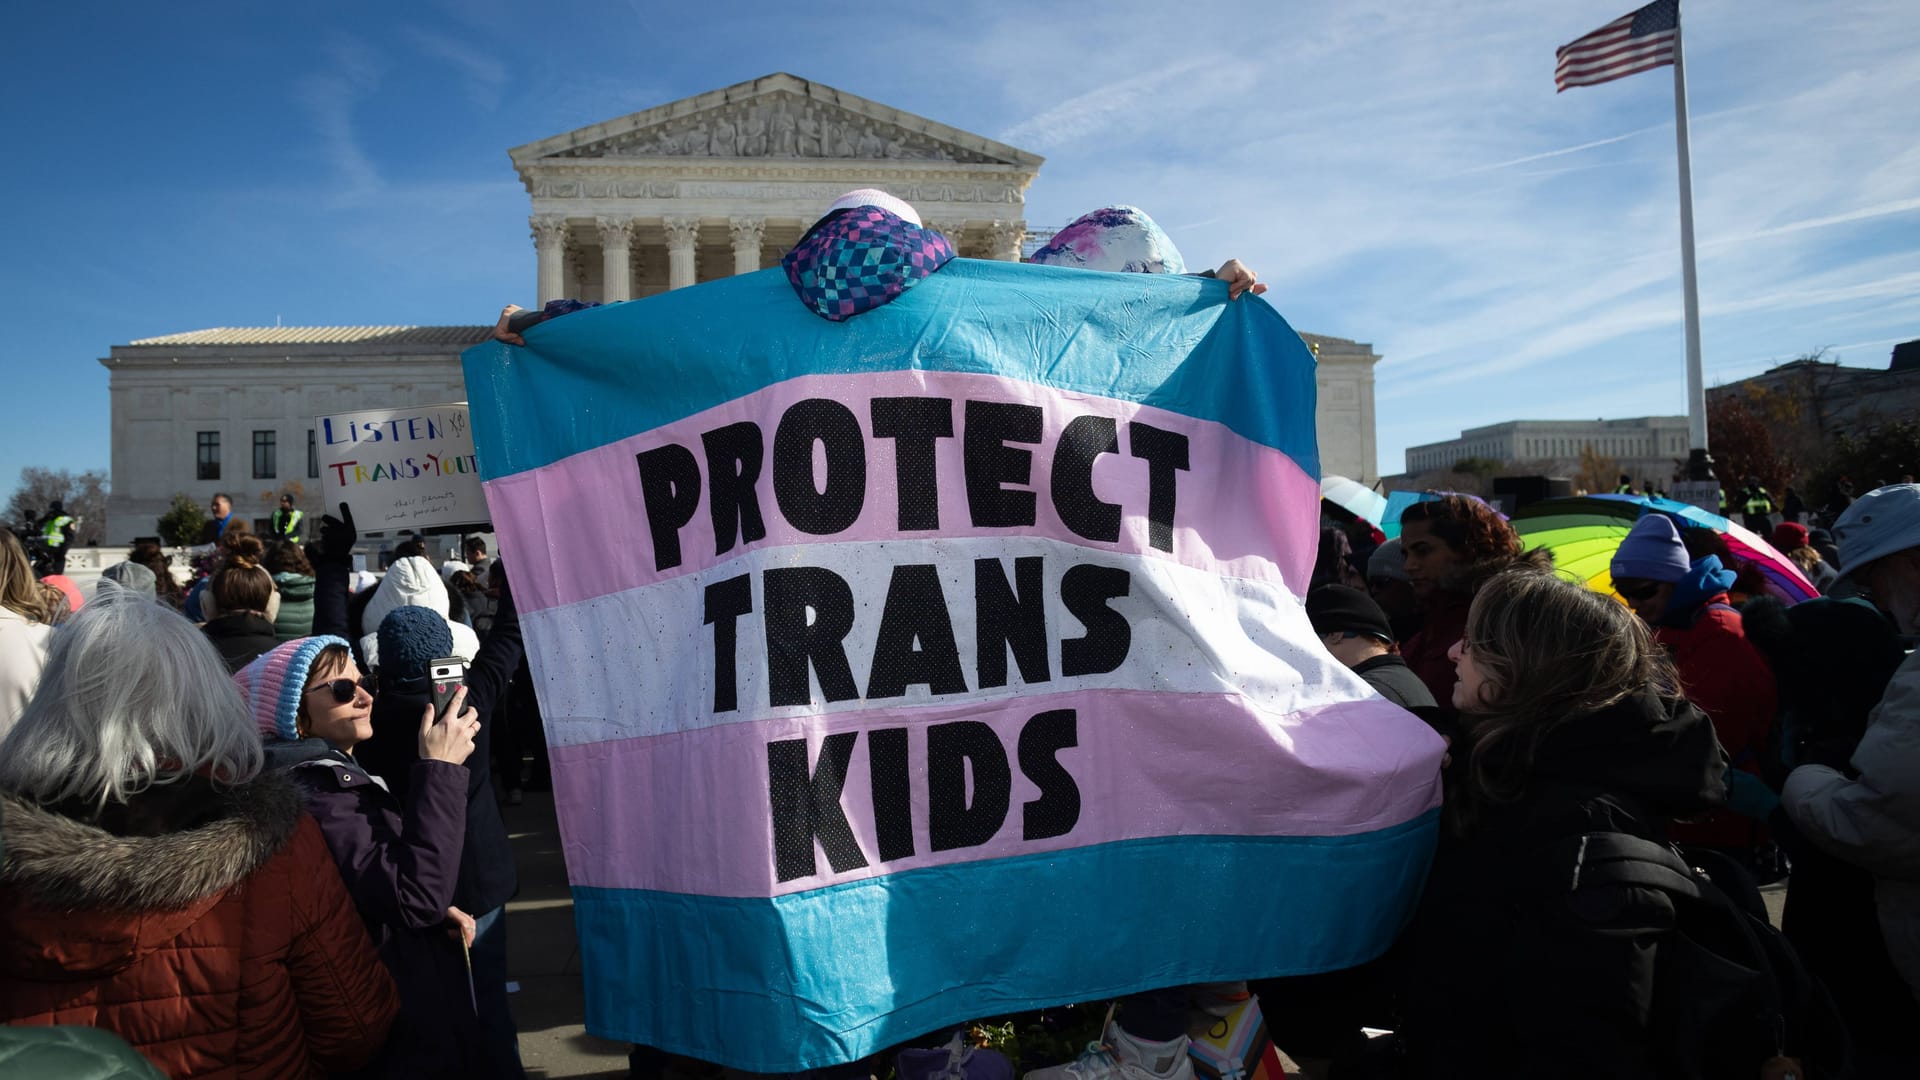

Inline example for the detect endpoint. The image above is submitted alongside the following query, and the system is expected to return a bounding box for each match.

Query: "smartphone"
[429,657,469,724]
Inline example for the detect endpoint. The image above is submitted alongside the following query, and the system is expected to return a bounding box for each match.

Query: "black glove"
[317,502,357,567]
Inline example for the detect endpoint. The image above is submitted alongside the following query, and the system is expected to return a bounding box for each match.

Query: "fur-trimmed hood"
[0,775,303,979]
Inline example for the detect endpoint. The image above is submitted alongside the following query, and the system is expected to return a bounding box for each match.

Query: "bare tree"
[3,467,109,546]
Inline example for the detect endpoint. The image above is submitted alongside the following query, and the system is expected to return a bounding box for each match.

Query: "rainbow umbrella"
[1379,490,1444,539]
[1512,494,1817,604]
[1320,475,1388,528]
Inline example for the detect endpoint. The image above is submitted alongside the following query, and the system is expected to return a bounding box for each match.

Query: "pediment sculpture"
[555,92,1004,164]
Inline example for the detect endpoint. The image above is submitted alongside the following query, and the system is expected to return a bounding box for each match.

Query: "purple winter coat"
[263,737,479,1078]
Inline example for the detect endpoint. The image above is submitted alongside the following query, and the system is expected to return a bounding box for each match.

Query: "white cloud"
[404,28,509,110]
[293,37,384,204]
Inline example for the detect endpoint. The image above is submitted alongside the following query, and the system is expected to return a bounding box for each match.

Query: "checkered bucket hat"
[781,206,955,322]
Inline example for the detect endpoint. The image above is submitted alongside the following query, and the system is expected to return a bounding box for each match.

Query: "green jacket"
[271,572,316,642]
[0,1024,164,1079]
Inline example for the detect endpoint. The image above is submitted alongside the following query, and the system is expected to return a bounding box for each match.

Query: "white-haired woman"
[0,589,400,1078]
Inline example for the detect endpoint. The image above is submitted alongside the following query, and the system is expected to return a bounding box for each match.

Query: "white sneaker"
[1024,1021,1193,1080]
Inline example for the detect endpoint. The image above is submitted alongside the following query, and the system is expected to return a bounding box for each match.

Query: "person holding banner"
[243,636,487,1078]
[1396,567,1728,1077]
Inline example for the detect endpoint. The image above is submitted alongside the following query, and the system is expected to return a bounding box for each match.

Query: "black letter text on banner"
[768,733,868,882]
[635,444,701,571]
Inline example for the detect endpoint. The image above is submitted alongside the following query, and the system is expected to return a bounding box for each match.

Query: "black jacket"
[201,612,279,673]
[350,579,524,916]
[1352,654,1437,712]
[263,738,480,1078]
[1395,689,1729,1078]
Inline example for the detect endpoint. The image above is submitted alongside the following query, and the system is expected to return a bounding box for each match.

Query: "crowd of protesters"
[1,188,1919,1079]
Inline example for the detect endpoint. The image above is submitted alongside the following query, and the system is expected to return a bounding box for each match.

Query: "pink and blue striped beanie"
[233,635,352,740]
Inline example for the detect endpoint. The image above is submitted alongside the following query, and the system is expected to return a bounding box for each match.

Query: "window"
[308,429,319,479]
[197,431,221,480]
[252,430,277,479]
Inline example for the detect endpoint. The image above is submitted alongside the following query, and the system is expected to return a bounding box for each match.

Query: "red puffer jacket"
[0,775,399,1079]
[1658,594,1779,849]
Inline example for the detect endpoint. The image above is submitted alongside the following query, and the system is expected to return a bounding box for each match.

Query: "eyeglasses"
[305,675,377,704]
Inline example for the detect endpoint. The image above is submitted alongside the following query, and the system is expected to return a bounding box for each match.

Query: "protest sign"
[462,260,1446,1070]
[314,402,485,530]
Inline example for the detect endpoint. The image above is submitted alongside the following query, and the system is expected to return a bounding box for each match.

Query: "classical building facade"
[1404,415,1691,483]
[99,73,1384,542]
[512,73,1041,301]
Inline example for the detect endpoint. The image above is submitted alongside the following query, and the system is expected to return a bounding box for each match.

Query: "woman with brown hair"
[265,540,317,641]
[0,531,52,738]
[1394,568,1728,1076]
[129,537,186,610]
[201,534,281,672]
[1395,495,1550,721]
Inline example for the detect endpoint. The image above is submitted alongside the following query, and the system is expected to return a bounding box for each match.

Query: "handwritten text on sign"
[315,403,485,529]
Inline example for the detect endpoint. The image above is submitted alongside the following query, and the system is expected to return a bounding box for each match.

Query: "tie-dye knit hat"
[233,635,352,740]
[782,199,954,322]
[1026,205,1186,275]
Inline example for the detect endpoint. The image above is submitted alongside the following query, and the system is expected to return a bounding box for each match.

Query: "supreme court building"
[101,73,1381,542]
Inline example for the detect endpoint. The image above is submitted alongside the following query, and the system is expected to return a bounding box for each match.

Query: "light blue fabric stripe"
[571,812,1437,1070]
[461,259,1321,481]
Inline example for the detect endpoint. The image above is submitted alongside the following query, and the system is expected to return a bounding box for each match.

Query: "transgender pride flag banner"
[461,259,1444,1070]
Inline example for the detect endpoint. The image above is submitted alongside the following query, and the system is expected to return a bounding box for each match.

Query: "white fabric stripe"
[1557,34,1676,76]
[1557,53,1675,88]
[519,536,1376,747]
[1556,17,1633,58]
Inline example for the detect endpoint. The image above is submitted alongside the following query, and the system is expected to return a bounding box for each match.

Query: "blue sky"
[2,0,1915,482]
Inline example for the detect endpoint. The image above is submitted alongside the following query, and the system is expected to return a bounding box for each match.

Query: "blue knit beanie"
[1611,514,1691,583]
[376,605,454,687]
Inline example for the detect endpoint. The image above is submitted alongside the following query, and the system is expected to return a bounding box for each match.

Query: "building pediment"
[510,73,1042,170]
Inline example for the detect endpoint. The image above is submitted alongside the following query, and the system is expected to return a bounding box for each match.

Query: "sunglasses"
[1614,580,1665,602]
[305,675,378,704]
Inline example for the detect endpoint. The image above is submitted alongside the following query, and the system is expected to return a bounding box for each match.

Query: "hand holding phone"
[421,657,478,767]
[429,657,468,724]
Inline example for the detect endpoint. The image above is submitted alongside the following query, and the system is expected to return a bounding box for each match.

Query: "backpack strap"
[1542,831,1702,899]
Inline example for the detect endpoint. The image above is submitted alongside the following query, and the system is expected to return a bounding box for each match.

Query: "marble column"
[663,217,700,290]
[597,217,635,302]
[729,217,766,276]
[931,220,970,254]
[985,219,1026,262]
[531,215,568,305]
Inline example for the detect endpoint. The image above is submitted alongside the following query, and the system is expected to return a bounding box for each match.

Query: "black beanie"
[1305,585,1395,643]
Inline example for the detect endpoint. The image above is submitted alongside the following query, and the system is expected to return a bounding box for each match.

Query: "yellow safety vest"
[1744,490,1773,515]
[273,508,304,536]
[41,515,71,547]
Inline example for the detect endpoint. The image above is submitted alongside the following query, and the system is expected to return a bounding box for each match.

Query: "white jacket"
[1783,647,1920,996]
[357,556,480,669]
[0,607,52,740]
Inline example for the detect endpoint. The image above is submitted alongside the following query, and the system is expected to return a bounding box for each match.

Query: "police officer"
[1740,476,1776,535]
[37,501,75,575]
[269,494,304,542]
[1615,474,1635,495]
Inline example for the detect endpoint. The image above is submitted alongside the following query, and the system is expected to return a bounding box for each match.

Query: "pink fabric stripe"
[548,690,1444,898]
[482,370,1320,614]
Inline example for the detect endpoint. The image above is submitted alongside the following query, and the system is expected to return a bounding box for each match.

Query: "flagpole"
[1672,11,1713,481]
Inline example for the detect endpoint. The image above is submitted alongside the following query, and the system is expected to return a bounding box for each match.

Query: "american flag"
[1556,0,1680,92]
